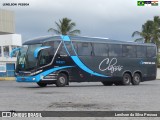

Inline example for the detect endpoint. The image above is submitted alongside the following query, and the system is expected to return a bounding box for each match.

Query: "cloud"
[0,0,160,41]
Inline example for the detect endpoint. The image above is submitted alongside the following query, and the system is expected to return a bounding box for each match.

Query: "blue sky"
[0,0,160,42]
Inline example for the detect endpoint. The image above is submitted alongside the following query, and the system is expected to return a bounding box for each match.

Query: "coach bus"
[10,35,157,87]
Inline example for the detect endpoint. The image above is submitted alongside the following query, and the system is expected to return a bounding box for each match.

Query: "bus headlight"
[32,78,35,80]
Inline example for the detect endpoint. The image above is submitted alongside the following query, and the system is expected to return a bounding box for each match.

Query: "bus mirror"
[10,48,21,58]
[34,46,51,58]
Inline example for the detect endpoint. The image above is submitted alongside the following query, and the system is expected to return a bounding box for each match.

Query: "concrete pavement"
[157,68,160,79]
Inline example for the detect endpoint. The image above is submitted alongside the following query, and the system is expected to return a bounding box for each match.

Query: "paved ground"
[0,80,160,120]
[157,68,160,79]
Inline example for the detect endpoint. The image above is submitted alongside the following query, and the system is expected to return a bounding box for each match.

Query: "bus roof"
[23,35,156,46]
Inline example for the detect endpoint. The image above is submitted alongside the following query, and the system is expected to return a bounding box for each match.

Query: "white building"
[0,9,22,77]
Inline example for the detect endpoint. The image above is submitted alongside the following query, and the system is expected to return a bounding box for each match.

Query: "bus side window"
[137,46,146,58]
[123,45,136,58]
[147,46,156,58]
[59,45,67,55]
[39,49,52,66]
[94,43,108,56]
[77,42,93,56]
[59,42,76,56]
[109,44,122,57]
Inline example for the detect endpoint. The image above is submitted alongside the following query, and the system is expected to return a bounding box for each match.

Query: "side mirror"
[10,48,21,58]
[34,46,51,58]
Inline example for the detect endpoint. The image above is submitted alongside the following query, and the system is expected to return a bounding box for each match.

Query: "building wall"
[0,34,22,77]
[0,9,15,34]
[0,9,22,77]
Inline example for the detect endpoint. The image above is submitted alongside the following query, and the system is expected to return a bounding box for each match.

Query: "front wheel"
[122,73,131,85]
[132,73,141,85]
[56,73,68,87]
[37,82,47,87]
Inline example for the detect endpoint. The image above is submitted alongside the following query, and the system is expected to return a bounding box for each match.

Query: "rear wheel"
[122,73,131,85]
[102,81,113,86]
[37,82,47,87]
[56,73,68,87]
[132,73,141,85]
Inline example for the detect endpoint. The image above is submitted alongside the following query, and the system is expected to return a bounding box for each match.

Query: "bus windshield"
[16,41,61,72]
[16,44,42,71]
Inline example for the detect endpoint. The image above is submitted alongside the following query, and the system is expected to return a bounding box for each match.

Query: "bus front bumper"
[16,76,41,83]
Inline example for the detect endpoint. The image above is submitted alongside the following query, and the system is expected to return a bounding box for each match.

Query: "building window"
[3,46,9,57]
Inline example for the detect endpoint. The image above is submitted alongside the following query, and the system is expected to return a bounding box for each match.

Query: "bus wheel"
[122,73,131,85]
[56,73,67,87]
[102,81,113,86]
[37,82,47,87]
[132,73,141,85]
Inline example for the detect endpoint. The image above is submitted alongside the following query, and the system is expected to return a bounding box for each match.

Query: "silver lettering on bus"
[99,58,123,73]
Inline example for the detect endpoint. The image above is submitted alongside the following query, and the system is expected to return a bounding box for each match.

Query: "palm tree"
[132,20,153,43]
[132,16,160,45]
[48,17,80,36]
[151,16,160,45]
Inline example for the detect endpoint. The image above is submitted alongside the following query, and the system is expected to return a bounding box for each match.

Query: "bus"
[10,35,157,87]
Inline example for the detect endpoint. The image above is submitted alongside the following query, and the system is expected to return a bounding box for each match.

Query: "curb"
[0,77,15,81]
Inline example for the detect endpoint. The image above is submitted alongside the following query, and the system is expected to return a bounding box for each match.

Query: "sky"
[0,0,160,42]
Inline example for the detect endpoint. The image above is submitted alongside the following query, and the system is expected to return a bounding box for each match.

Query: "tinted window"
[94,43,108,56]
[77,42,93,56]
[39,41,60,67]
[109,44,122,57]
[137,46,146,58]
[59,42,76,55]
[147,46,156,58]
[43,41,55,46]
[123,45,136,58]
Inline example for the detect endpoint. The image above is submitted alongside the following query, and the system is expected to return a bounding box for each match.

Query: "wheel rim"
[124,75,130,84]
[134,75,140,83]
[59,77,65,84]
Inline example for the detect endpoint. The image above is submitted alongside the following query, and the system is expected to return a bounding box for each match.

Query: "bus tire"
[56,73,67,87]
[132,73,141,85]
[102,81,113,86]
[122,73,131,85]
[37,82,47,87]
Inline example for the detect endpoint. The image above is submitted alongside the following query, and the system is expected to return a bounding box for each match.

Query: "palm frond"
[134,38,144,42]
[69,30,81,35]
[48,17,80,36]
[132,31,141,37]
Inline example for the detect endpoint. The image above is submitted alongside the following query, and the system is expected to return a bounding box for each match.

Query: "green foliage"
[132,16,160,45]
[48,17,80,36]
[157,53,160,68]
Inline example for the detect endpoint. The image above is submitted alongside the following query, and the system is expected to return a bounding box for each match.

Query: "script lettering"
[99,58,123,73]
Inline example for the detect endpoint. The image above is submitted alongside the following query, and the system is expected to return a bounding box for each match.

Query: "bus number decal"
[99,58,123,73]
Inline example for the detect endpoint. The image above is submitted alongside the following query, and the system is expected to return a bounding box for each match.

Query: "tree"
[132,20,153,43]
[132,16,160,45]
[151,16,160,45]
[48,17,80,36]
